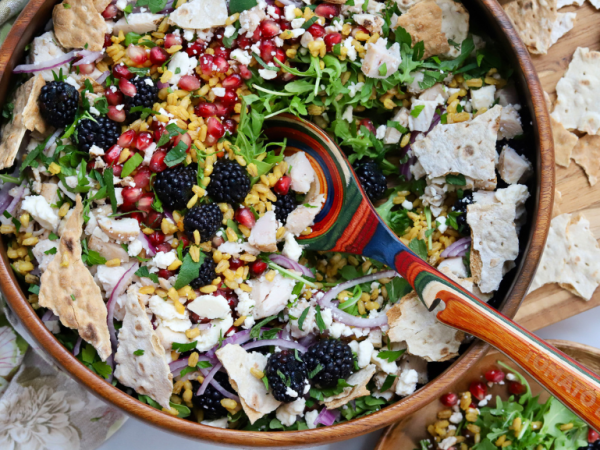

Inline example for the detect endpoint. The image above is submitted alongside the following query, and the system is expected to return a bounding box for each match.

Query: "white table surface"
[100,306,600,450]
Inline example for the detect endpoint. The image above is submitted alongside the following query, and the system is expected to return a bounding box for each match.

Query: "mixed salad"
[0,0,532,430]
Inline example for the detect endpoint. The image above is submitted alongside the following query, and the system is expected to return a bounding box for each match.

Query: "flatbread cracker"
[436,0,469,59]
[571,135,600,186]
[412,105,502,189]
[529,213,600,300]
[114,285,173,409]
[553,189,562,218]
[323,365,377,409]
[396,0,450,59]
[551,117,578,167]
[53,0,107,52]
[39,196,111,361]
[93,0,111,12]
[503,0,557,55]
[21,74,46,135]
[386,292,464,362]
[216,344,280,423]
[550,12,576,46]
[552,47,600,135]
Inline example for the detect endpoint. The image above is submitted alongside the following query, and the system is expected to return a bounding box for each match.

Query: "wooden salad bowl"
[375,340,600,450]
[0,0,554,446]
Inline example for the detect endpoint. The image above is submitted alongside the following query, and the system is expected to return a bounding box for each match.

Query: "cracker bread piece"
[386,292,464,362]
[529,213,600,300]
[21,74,46,135]
[551,117,578,167]
[53,0,107,52]
[322,365,377,409]
[39,196,112,361]
[412,105,502,189]
[94,0,111,12]
[550,12,576,46]
[114,285,173,409]
[503,0,557,55]
[168,0,228,29]
[571,135,600,186]
[435,0,469,59]
[396,0,450,59]
[216,344,281,424]
[553,189,562,218]
[551,47,600,135]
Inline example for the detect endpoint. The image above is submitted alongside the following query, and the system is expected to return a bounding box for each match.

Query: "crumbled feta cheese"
[291,18,305,28]
[258,67,278,80]
[506,373,517,381]
[449,411,463,424]
[212,87,226,97]
[470,85,496,111]
[357,339,374,368]
[439,437,457,450]
[144,78,154,86]
[150,251,178,272]
[187,295,230,319]
[395,368,419,396]
[289,28,305,38]
[305,409,320,429]
[89,145,105,157]
[21,196,60,231]
[284,4,297,21]
[224,25,236,38]
[127,239,143,257]
[436,216,448,233]
[347,81,364,98]
[282,233,304,262]
[342,36,357,61]
[167,52,197,85]
[230,48,252,66]
[402,200,413,210]
[276,398,306,427]
[371,350,398,374]
[342,105,353,123]
[375,125,387,139]
[285,387,299,398]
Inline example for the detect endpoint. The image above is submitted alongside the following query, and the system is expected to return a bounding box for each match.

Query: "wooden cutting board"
[513,2,600,331]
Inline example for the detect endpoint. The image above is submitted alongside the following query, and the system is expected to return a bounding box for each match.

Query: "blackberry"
[206,160,250,204]
[192,372,234,419]
[75,117,120,152]
[154,164,197,211]
[304,340,354,389]
[124,76,159,120]
[273,193,297,224]
[184,203,223,241]
[266,350,309,403]
[353,160,387,201]
[452,191,474,235]
[188,252,217,289]
[38,81,79,128]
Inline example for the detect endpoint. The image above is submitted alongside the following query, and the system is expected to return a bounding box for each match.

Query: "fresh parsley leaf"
[172,341,198,352]
[377,349,406,363]
[44,247,58,255]
[445,173,466,186]
[408,238,428,260]
[121,152,143,178]
[164,140,188,167]
[134,0,168,14]
[29,284,40,295]
[314,305,326,332]
[135,266,160,284]
[92,360,113,379]
[378,62,387,77]
[174,251,205,289]
[309,364,323,379]
[94,97,109,115]
[228,0,257,14]
[298,307,310,331]
[250,315,277,339]
[380,374,397,392]
[103,167,117,213]
[386,277,412,303]
[133,349,145,356]
[410,104,425,118]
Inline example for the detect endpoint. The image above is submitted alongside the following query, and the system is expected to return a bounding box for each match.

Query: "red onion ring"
[95,70,110,84]
[73,336,83,356]
[13,50,77,74]
[317,270,398,328]
[269,254,314,278]
[197,362,222,396]
[315,407,340,426]
[6,182,26,215]
[73,50,104,66]
[107,262,139,352]
[41,309,58,322]
[453,244,471,258]
[298,333,317,348]
[138,232,156,256]
[242,339,307,353]
[440,237,471,258]
[44,128,63,157]
[157,81,169,89]
[0,182,16,212]
[205,328,253,361]
[211,377,240,402]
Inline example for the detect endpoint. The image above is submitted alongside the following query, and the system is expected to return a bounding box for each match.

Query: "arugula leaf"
[314,305,326,332]
[378,62,387,77]
[386,277,412,303]
[135,266,159,284]
[408,238,428,260]
[174,251,205,290]
[169,402,191,418]
[164,140,189,167]
[250,315,277,339]
[376,190,412,236]
[92,360,113,379]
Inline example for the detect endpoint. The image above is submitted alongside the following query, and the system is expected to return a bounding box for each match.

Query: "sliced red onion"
[138,232,156,256]
[317,270,399,328]
[13,50,77,74]
[169,357,189,376]
[73,336,82,356]
[278,328,291,341]
[242,339,307,353]
[210,377,240,402]
[197,362,222,396]
[157,81,169,89]
[298,333,317,348]
[315,407,340,426]
[107,262,139,351]
[44,127,63,157]
[205,329,253,361]
[106,354,115,383]
[440,237,471,258]
[73,50,104,66]
[41,310,58,322]
[6,182,26,215]
[454,244,471,258]
[96,70,110,84]
[269,254,314,278]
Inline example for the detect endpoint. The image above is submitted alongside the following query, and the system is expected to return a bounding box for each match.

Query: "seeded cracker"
[529,213,600,300]
[396,0,450,59]
[552,47,600,135]
[322,365,377,409]
[114,286,173,409]
[216,344,280,424]
[386,292,464,362]
[503,0,557,55]
[412,105,502,189]
[551,117,578,167]
[53,0,107,52]
[571,135,600,186]
[39,196,111,361]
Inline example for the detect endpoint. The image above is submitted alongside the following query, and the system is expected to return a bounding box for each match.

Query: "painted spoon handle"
[394,251,600,430]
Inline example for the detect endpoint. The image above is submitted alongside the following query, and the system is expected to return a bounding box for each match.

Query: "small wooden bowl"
[375,340,599,450]
[0,0,554,447]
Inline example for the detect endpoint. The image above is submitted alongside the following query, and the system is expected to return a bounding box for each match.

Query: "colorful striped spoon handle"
[395,250,600,430]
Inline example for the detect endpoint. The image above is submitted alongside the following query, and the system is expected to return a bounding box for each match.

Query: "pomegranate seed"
[239,65,253,80]
[77,63,95,75]
[274,48,286,64]
[351,25,369,37]
[144,211,163,228]
[195,102,217,118]
[135,132,153,151]
[212,235,224,248]
[137,192,154,212]
[484,368,505,383]
[117,130,136,148]
[104,34,112,48]
[469,381,487,401]
[440,393,458,407]
[315,3,339,18]
[260,39,276,63]
[149,46,169,65]
[179,235,191,248]
[186,40,207,57]
[236,36,252,49]
[307,23,326,38]
[151,121,167,143]
[280,21,291,32]
[214,46,231,59]
[273,175,291,195]
[158,268,174,278]
[122,187,143,207]
[173,132,192,151]
[252,27,262,42]
[223,119,237,134]
[149,150,167,172]
[129,212,144,224]
[178,75,200,91]
[164,33,182,49]
[206,117,225,140]
[235,207,256,228]
[119,78,137,97]
[126,44,148,65]
[260,20,281,38]
[359,118,376,134]
[149,231,165,246]
[113,63,133,80]
[251,260,267,276]
[106,88,123,105]
[213,56,229,73]
[112,164,123,177]
[221,89,238,106]
[324,32,343,51]
[281,71,296,82]
[86,160,95,172]
[222,74,242,89]
[214,101,232,118]
[229,258,245,270]
[104,145,122,165]
[102,3,117,18]
[508,381,526,396]
[589,429,600,443]
[107,105,126,122]
[200,54,214,74]
[133,166,152,189]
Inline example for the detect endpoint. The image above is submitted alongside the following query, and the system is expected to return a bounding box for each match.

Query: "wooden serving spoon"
[265,114,600,430]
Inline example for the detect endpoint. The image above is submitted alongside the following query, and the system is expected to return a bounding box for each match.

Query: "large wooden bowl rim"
[0,0,554,446]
